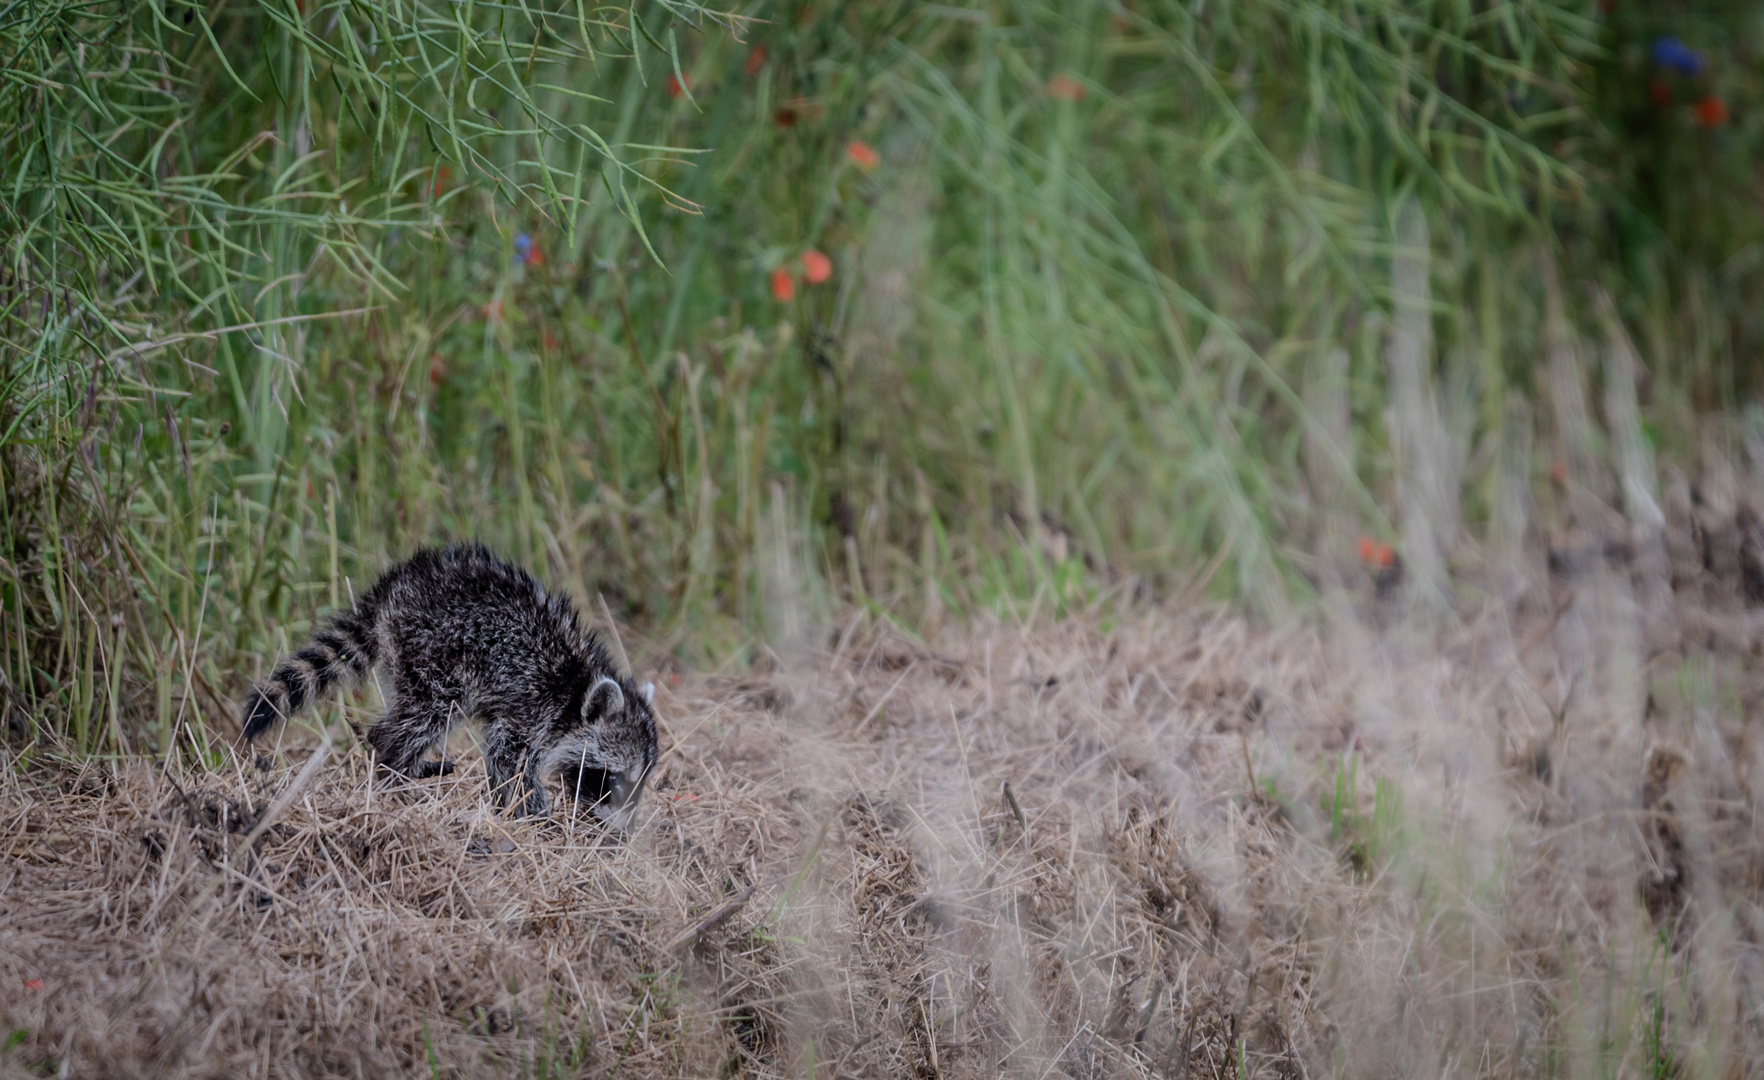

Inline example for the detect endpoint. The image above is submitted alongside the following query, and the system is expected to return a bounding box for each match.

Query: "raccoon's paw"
[413,758,456,779]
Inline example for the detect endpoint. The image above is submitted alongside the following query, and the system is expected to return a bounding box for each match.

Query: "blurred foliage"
[2,0,1761,750]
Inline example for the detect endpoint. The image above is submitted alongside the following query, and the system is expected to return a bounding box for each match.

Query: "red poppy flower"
[770,266,796,302]
[1696,95,1729,128]
[801,249,832,284]
[773,107,798,128]
[525,245,543,268]
[25,979,43,991]
[432,164,452,198]
[428,352,446,387]
[1047,74,1087,102]
[666,73,691,99]
[745,46,768,77]
[1356,536,1395,570]
[845,140,879,170]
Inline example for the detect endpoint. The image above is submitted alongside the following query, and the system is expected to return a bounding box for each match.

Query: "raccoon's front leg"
[519,753,553,819]
[481,723,534,814]
[480,718,553,818]
[367,695,457,779]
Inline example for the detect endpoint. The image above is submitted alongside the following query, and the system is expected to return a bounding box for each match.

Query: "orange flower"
[845,140,879,170]
[1696,95,1729,128]
[745,46,768,77]
[1047,74,1087,102]
[666,73,691,99]
[1357,536,1396,570]
[770,266,796,302]
[1357,536,1376,564]
[1374,543,1395,569]
[801,249,832,284]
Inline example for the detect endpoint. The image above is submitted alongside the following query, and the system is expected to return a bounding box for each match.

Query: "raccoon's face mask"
[552,676,658,825]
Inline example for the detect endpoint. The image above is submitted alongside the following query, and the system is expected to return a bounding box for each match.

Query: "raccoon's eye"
[559,763,614,805]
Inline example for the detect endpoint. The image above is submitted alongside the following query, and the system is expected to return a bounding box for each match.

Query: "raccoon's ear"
[585,676,625,719]
[639,681,655,705]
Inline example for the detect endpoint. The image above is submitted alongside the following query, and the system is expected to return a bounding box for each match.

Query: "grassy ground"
[5,494,1764,1077]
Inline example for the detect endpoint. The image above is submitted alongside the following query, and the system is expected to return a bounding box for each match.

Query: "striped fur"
[241,612,378,740]
[239,544,659,823]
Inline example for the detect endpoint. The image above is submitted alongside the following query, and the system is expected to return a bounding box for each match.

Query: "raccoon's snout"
[559,762,614,806]
[609,768,644,810]
[557,760,646,818]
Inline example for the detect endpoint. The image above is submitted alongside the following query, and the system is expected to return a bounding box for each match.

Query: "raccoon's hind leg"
[367,694,458,779]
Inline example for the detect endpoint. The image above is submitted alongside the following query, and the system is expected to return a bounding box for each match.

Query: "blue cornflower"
[1651,37,1705,77]
[514,233,533,262]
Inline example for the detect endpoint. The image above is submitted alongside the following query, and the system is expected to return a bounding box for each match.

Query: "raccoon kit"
[241,544,658,823]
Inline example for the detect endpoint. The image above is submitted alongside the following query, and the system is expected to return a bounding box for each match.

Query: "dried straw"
[3,584,1760,1078]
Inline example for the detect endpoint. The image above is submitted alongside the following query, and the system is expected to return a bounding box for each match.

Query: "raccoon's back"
[373,544,602,677]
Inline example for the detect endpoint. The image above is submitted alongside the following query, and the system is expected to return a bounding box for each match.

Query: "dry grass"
[4,549,1764,1078]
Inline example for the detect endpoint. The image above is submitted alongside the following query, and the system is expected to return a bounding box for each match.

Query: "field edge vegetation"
[2,5,1761,780]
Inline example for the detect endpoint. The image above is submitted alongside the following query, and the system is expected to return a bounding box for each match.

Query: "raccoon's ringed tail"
[240,658,321,740]
[241,612,379,740]
[240,684,289,741]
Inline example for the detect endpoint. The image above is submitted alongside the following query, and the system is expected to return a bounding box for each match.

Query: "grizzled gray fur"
[241,544,658,824]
